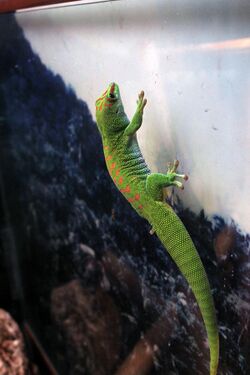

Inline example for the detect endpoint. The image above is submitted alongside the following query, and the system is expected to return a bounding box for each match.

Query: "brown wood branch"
[0,0,83,13]
[23,322,58,375]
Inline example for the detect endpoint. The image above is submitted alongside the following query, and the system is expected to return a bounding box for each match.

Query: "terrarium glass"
[0,1,249,374]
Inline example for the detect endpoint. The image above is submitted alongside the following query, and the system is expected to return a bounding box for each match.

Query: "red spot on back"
[138,204,143,210]
[96,90,107,102]
[106,155,112,161]
[121,185,131,194]
[110,162,116,170]
[135,193,140,201]
[125,185,131,193]
[118,177,123,185]
[128,197,134,203]
[115,169,120,176]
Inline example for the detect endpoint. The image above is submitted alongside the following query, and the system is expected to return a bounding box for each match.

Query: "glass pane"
[0,1,249,374]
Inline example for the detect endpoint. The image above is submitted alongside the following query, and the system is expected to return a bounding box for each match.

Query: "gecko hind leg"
[167,160,188,187]
[146,160,188,201]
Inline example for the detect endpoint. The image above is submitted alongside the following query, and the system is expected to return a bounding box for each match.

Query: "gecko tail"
[150,202,219,375]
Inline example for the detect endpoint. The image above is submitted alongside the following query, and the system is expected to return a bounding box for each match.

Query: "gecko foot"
[149,227,156,235]
[166,160,188,190]
[136,90,147,113]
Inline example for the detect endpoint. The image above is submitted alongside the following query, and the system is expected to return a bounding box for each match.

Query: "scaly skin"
[95,82,219,375]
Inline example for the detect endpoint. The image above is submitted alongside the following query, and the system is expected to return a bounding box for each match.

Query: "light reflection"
[174,37,250,53]
[199,37,250,51]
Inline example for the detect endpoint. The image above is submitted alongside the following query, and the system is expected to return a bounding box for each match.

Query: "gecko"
[95,82,219,375]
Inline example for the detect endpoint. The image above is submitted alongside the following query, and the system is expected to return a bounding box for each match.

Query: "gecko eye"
[109,93,115,99]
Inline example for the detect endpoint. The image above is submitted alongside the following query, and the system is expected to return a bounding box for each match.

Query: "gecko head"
[95,82,127,134]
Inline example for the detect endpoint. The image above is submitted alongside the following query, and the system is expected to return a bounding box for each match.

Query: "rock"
[214,225,236,262]
[51,279,121,375]
[0,309,28,375]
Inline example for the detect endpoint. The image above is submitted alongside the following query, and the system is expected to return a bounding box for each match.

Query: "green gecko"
[95,82,219,375]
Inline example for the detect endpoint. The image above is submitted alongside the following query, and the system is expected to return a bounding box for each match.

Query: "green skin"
[95,82,219,375]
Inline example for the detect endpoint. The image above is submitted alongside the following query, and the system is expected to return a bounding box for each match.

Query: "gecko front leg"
[124,91,147,136]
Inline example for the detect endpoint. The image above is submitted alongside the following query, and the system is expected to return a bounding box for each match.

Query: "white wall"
[17,0,250,232]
